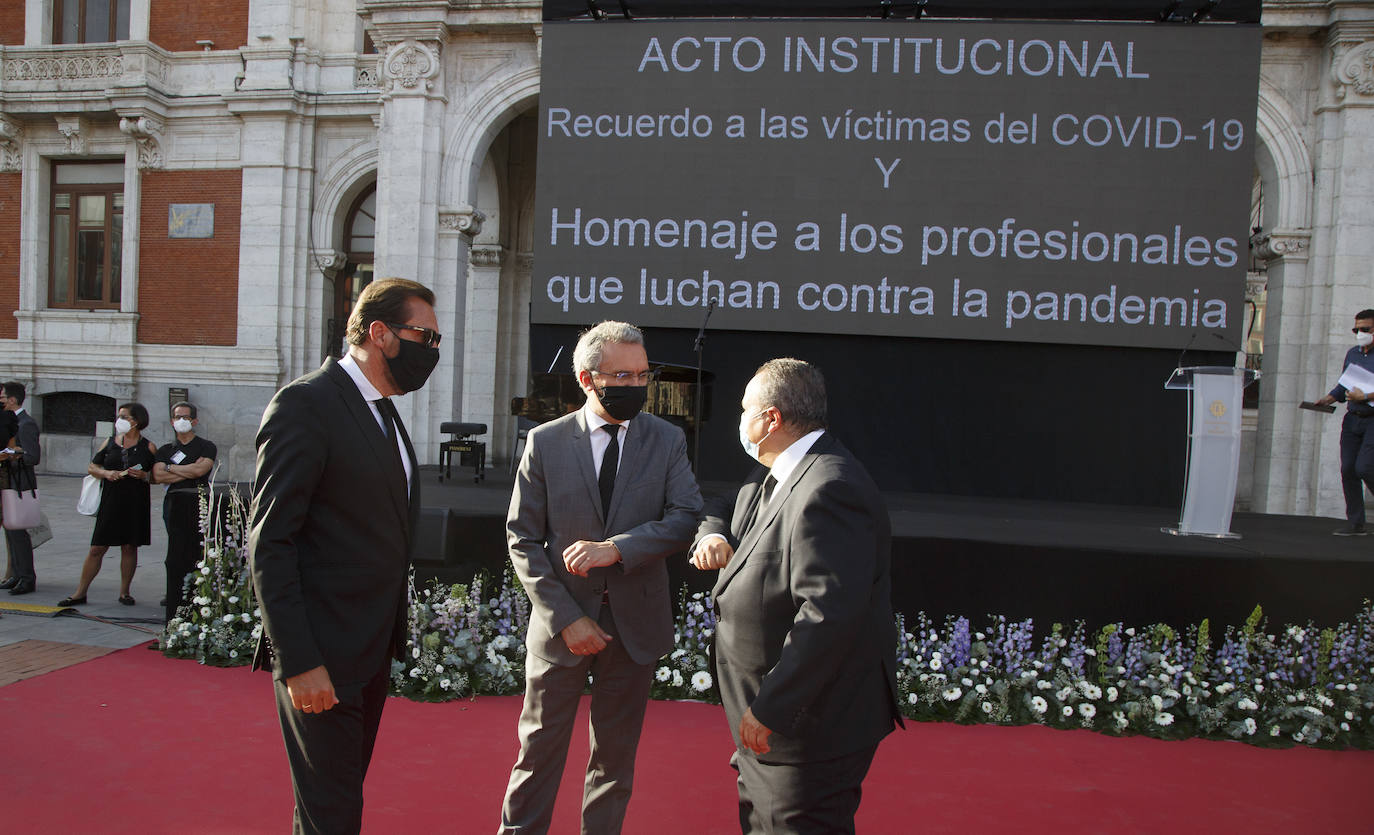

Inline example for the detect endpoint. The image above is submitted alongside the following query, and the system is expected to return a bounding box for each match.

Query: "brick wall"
[0,174,20,339]
[149,0,248,52]
[0,3,22,46]
[137,169,241,346]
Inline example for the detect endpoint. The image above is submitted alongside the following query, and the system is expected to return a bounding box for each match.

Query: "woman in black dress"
[58,403,158,607]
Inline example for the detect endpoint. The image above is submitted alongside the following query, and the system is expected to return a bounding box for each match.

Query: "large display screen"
[533,19,1260,349]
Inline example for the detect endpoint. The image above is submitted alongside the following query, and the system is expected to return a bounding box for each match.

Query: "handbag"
[78,474,102,516]
[1,461,40,530]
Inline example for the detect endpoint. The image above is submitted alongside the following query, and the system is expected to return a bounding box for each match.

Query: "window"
[50,162,124,310]
[55,0,131,45]
[41,391,116,435]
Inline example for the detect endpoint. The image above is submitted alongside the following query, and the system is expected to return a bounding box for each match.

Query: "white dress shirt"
[583,401,629,478]
[694,429,824,555]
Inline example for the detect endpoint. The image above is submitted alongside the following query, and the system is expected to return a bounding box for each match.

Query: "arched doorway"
[327,183,377,358]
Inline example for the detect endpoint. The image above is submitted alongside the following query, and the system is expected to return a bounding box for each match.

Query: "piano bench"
[438,422,487,484]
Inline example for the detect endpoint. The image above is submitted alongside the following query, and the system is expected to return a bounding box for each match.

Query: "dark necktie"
[599,424,620,517]
[375,398,407,491]
[748,474,777,535]
[376,397,399,444]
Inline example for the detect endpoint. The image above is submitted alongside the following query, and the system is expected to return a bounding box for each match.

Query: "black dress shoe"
[9,580,35,595]
[0,577,16,590]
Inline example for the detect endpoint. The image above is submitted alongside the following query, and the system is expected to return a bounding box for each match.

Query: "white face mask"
[173,418,193,434]
[738,409,772,462]
[1357,331,1373,348]
[114,417,132,435]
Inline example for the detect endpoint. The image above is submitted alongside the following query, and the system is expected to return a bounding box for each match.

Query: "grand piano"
[511,361,714,464]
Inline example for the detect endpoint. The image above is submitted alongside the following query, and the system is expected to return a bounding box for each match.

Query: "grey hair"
[752,358,827,432]
[573,321,645,374]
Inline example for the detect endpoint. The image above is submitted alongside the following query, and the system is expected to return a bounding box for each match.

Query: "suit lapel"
[323,360,408,524]
[606,417,646,526]
[713,436,830,597]
[571,410,604,524]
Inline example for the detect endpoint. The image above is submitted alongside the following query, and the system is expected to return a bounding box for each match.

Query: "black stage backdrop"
[529,322,1232,507]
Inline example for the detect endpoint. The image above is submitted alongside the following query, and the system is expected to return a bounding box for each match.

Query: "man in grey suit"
[693,358,901,834]
[2,381,41,596]
[499,321,702,834]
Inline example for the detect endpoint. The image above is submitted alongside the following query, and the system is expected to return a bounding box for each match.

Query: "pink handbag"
[1,462,40,530]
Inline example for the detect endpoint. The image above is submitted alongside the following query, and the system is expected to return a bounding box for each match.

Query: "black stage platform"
[415,467,1374,632]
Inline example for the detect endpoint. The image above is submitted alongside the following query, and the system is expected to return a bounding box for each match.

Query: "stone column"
[373,33,447,288]
[462,243,507,453]
[1250,231,1314,514]
[420,205,483,463]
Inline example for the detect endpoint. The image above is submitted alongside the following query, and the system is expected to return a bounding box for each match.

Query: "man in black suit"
[250,277,441,834]
[692,358,901,834]
[2,381,41,596]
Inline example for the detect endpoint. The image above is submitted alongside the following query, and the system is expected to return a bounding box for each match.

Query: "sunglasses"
[386,322,443,348]
[1354,327,1373,335]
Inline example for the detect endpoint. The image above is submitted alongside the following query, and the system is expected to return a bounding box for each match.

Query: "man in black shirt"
[154,401,217,622]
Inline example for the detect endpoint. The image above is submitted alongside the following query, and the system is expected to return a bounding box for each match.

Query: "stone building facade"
[0,1,1370,519]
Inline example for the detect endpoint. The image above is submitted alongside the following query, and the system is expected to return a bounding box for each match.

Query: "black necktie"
[749,474,777,535]
[375,398,406,489]
[599,424,620,517]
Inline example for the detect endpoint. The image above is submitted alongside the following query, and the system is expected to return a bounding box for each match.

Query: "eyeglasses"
[593,369,659,385]
[387,323,442,348]
[1355,327,1373,335]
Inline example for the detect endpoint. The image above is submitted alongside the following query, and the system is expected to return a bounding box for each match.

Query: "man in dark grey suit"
[693,358,901,834]
[2,381,41,596]
[250,278,440,834]
[499,321,702,834]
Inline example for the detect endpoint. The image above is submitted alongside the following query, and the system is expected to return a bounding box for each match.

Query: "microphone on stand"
[693,300,717,472]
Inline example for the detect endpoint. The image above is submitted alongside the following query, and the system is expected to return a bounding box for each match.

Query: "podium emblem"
[1209,400,1227,418]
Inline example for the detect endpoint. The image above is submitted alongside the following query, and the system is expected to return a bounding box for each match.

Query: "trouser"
[1339,411,1374,524]
[732,743,880,835]
[273,664,390,835]
[499,604,653,835]
[5,528,35,582]
[163,491,201,623]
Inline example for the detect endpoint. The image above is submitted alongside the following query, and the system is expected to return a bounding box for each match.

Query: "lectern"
[1162,366,1260,538]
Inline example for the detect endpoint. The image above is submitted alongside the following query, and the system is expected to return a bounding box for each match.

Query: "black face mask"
[386,339,440,394]
[596,385,648,422]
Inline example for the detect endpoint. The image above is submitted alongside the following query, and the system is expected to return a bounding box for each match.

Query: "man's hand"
[1350,388,1367,403]
[691,537,734,571]
[1317,394,1338,407]
[562,540,621,577]
[561,616,613,656]
[286,665,339,714]
[739,707,772,755]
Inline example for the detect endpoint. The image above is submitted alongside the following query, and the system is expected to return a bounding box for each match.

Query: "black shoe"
[1334,524,1369,536]
[57,595,87,607]
[118,595,136,606]
[9,580,35,595]
[0,577,16,590]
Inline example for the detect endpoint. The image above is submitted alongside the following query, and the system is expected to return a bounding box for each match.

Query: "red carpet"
[2,644,1372,833]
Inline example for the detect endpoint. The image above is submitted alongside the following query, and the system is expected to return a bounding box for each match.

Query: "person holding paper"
[1315,309,1374,535]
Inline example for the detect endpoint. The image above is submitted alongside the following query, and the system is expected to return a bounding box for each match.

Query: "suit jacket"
[249,358,418,686]
[508,409,702,667]
[13,410,39,470]
[701,432,901,764]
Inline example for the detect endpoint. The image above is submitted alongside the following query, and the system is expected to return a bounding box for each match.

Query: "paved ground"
[0,473,167,651]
